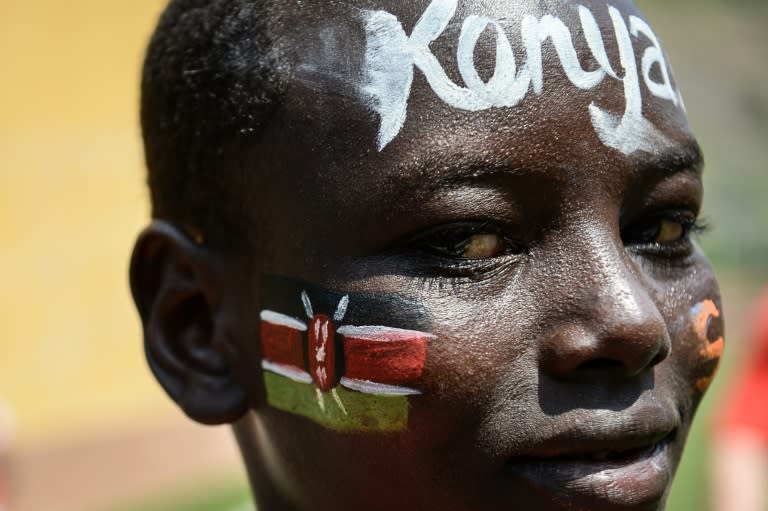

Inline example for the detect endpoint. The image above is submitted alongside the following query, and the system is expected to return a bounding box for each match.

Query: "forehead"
[265,0,696,199]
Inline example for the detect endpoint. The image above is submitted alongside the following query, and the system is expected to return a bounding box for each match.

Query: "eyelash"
[400,211,708,286]
[405,222,525,280]
[622,211,708,259]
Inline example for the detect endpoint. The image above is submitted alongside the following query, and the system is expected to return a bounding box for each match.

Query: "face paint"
[691,299,725,391]
[259,277,434,432]
[363,0,683,152]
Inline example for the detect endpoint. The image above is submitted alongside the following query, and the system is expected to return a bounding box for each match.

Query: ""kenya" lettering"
[362,0,684,154]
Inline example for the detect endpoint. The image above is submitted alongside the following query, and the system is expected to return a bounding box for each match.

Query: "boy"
[130,0,724,509]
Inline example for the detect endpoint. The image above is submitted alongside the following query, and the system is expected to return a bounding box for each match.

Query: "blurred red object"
[712,285,768,511]
[719,286,768,439]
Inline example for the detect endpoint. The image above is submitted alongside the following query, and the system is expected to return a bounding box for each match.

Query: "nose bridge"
[581,229,653,328]
[539,224,670,381]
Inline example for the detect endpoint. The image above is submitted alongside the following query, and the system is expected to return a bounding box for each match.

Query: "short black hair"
[141,0,283,248]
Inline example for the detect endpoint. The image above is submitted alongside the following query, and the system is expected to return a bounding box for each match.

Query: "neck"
[232,414,301,511]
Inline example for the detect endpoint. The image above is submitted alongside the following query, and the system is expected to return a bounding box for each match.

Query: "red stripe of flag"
[260,311,306,372]
[338,325,432,387]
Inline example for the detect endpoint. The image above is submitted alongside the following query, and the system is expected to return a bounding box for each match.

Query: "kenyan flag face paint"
[259,279,433,432]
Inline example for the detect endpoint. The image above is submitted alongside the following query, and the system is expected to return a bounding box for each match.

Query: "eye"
[654,219,685,243]
[413,222,523,260]
[622,211,706,257]
[460,233,508,259]
[633,218,686,244]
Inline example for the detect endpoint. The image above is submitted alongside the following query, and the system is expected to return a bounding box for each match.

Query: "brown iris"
[461,233,507,259]
[654,219,684,243]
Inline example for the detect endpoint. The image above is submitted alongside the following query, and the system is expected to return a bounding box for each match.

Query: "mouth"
[506,429,678,509]
[527,431,673,464]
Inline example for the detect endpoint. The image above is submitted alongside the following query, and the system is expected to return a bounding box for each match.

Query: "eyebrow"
[398,138,705,194]
[630,139,705,178]
[398,152,545,193]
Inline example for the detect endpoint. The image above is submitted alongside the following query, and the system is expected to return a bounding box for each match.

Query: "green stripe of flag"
[263,372,410,432]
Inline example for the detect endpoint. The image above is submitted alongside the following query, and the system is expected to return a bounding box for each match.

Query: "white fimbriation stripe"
[340,377,421,396]
[260,310,307,331]
[337,325,435,340]
[261,360,313,384]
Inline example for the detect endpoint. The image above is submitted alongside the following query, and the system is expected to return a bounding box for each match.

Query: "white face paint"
[362,0,685,153]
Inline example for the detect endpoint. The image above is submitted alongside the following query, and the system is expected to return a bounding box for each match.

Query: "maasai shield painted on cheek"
[308,314,336,391]
[259,277,433,432]
[690,299,725,391]
[362,0,684,153]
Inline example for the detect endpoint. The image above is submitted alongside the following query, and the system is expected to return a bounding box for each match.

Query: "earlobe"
[129,221,248,425]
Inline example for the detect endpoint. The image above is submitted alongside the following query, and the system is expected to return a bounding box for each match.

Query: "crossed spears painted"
[259,291,433,415]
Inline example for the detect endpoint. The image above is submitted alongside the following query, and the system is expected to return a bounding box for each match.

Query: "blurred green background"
[1,0,765,510]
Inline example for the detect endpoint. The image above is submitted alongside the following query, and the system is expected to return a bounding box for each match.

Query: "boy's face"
[173,0,723,509]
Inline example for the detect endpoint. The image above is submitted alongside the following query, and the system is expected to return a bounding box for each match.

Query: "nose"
[538,241,671,382]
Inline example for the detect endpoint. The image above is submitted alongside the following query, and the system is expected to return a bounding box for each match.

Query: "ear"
[129,221,248,424]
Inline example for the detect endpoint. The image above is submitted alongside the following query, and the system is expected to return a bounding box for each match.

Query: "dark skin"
[131,1,724,509]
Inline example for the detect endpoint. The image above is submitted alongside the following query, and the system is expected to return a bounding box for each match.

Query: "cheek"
[258,275,436,433]
[671,298,725,394]
[690,299,725,391]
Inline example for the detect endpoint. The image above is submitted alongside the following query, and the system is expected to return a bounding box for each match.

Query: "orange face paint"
[691,299,724,391]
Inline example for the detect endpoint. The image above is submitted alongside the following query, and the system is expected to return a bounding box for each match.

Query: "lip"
[505,426,678,509]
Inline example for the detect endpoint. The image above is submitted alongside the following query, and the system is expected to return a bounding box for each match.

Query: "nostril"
[576,358,623,372]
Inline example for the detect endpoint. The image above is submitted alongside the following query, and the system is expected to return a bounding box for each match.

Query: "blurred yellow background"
[1,3,247,510]
[1,0,167,447]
